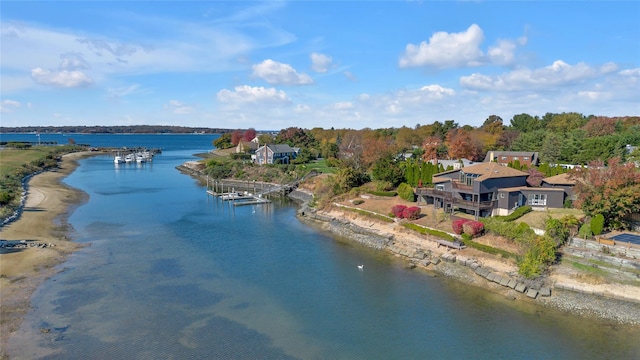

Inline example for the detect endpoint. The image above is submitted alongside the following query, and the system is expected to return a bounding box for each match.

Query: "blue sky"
[1,1,639,130]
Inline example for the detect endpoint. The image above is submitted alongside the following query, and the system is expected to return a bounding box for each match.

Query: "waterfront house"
[235,140,259,154]
[416,162,529,218]
[254,144,299,165]
[483,151,539,166]
[416,162,573,218]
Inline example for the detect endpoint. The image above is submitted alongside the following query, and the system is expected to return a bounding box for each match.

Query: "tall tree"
[421,136,442,162]
[481,115,504,135]
[510,113,542,133]
[371,153,404,186]
[569,158,640,230]
[446,129,480,160]
[540,132,563,163]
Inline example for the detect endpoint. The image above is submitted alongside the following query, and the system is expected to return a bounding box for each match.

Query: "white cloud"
[460,60,601,91]
[252,59,314,85]
[310,52,332,73]
[164,100,195,114]
[399,24,526,69]
[0,99,21,113]
[216,85,291,104]
[399,24,484,68]
[31,67,94,88]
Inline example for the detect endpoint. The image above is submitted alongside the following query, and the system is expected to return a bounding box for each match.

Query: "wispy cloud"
[216,85,291,105]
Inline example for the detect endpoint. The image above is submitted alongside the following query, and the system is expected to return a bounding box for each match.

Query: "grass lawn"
[301,159,337,174]
[518,208,584,229]
[0,147,52,176]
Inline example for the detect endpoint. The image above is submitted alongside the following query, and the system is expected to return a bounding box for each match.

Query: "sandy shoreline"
[0,152,92,358]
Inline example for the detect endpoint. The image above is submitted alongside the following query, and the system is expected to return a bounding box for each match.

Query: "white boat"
[136,153,146,163]
[124,154,135,163]
[114,155,124,164]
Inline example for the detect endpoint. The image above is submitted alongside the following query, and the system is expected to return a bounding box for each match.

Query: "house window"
[501,156,508,160]
[528,193,547,206]
[435,184,445,191]
[513,157,519,160]
[523,157,529,160]
[500,193,505,199]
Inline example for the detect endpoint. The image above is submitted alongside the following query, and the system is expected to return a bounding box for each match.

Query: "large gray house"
[416,162,570,218]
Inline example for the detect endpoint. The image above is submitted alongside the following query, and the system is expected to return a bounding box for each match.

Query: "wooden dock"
[206,190,271,206]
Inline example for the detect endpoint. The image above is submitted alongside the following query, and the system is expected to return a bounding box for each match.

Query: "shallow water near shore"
[5,135,640,359]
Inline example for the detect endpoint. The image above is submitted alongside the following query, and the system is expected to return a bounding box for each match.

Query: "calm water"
[4,134,640,359]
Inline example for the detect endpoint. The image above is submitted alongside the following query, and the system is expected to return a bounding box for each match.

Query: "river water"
[3,133,640,359]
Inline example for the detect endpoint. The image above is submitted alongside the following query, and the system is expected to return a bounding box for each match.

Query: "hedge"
[368,190,398,197]
[493,205,532,221]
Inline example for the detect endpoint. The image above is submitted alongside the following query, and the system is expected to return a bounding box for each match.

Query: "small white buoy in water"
[357,265,364,270]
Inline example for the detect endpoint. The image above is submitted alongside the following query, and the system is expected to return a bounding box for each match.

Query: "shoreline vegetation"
[1,150,639,358]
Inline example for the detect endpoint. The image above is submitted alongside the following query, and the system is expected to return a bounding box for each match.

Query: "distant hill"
[0,125,233,134]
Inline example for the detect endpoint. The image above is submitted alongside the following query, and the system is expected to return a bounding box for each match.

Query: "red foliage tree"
[582,116,617,137]
[446,129,480,160]
[243,128,257,142]
[421,136,442,162]
[526,168,544,187]
[569,157,640,229]
[231,129,243,146]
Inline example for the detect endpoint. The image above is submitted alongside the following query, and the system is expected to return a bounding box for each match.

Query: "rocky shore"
[290,190,640,326]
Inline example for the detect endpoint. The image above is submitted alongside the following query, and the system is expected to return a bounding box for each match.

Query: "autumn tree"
[446,129,480,160]
[569,158,640,230]
[545,112,589,133]
[481,115,504,135]
[361,129,396,169]
[526,168,544,187]
[231,129,243,145]
[242,128,257,142]
[583,116,617,137]
[421,136,442,162]
[275,127,316,148]
[395,126,421,152]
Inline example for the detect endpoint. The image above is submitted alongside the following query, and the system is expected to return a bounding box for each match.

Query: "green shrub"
[591,214,605,235]
[494,205,532,221]
[369,190,397,197]
[578,223,592,239]
[397,182,415,202]
[352,199,364,205]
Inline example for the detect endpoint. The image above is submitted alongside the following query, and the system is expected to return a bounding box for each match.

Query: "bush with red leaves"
[462,220,484,236]
[402,206,421,220]
[452,218,469,234]
[391,205,407,218]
